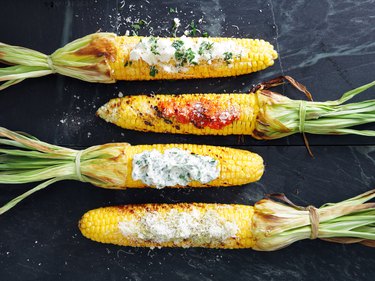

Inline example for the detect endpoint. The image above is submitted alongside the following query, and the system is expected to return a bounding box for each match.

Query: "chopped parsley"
[202,31,209,37]
[131,19,147,35]
[172,39,184,49]
[178,174,187,181]
[174,47,197,66]
[149,37,160,55]
[198,41,214,55]
[172,40,197,66]
[149,65,158,77]
[174,50,184,61]
[186,48,197,64]
[189,20,198,36]
[223,52,233,64]
[169,7,177,13]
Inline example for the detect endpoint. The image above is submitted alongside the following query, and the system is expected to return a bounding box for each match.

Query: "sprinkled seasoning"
[118,207,238,246]
[156,98,240,129]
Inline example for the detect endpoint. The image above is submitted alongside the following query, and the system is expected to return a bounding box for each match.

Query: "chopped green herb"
[172,39,184,49]
[174,50,184,63]
[131,20,147,35]
[149,37,160,55]
[202,31,209,37]
[186,48,196,64]
[169,7,177,13]
[138,19,147,26]
[198,41,214,55]
[131,24,141,31]
[174,48,197,66]
[149,65,158,77]
[179,174,187,181]
[189,20,197,36]
[223,52,233,64]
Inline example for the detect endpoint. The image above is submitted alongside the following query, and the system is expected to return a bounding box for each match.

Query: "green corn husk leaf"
[253,78,375,140]
[0,33,116,90]
[0,127,129,214]
[252,189,375,251]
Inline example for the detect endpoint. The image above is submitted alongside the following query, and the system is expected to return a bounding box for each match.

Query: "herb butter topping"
[132,148,220,188]
[129,36,246,75]
[118,208,238,246]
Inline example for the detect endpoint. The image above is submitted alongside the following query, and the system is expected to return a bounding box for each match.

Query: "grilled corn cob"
[0,33,278,90]
[80,203,254,249]
[0,127,264,214]
[79,190,375,251]
[98,77,375,140]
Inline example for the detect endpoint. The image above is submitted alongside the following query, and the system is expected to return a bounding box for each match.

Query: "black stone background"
[0,0,374,280]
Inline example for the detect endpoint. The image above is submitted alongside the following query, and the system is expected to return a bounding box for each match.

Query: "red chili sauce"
[157,98,240,129]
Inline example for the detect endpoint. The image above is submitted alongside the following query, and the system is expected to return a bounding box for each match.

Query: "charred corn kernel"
[79,203,255,249]
[97,93,258,135]
[124,144,264,188]
[110,36,277,80]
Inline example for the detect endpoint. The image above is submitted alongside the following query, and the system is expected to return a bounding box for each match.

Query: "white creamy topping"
[128,36,246,74]
[132,148,220,188]
[118,208,238,246]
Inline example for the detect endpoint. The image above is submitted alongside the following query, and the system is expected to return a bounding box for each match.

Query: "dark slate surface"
[0,0,374,280]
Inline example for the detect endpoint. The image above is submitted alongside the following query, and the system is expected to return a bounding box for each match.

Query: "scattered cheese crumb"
[173,18,181,28]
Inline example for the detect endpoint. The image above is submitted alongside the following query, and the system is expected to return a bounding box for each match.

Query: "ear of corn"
[0,127,264,214]
[79,203,255,249]
[79,190,375,251]
[97,93,258,135]
[98,79,375,140]
[0,33,277,90]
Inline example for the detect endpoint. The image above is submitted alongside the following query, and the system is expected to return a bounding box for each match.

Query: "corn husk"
[0,33,116,90]
[252,190,375,251]
[0,127,128,214]
[253,76,375,140]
